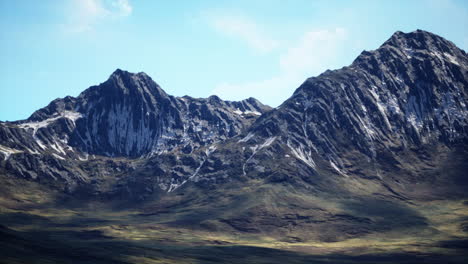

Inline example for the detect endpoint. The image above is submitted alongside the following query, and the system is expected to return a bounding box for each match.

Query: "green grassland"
[0,174,467,264]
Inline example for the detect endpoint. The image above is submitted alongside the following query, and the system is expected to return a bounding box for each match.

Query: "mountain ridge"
[1,30,467,197]
[1,30,468,263]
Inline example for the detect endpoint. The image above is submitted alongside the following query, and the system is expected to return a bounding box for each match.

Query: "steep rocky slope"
[192,30,468,197]
[0,30,467,245]
[0,69,271,189]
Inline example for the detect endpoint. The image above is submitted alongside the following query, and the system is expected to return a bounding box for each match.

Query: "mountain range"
[1,29,467,263]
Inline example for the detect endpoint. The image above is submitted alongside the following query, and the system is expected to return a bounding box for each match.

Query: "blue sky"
[1,0,467,121]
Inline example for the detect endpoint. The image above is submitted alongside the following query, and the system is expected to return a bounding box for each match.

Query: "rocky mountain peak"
[100,68,168,99]
[1,28,468,263]
[237,29,468,187]
[384,30,459,52]
[0,30,465,200]
[110,68,152,83]
[0,68,271,175]
[355,30,466,68]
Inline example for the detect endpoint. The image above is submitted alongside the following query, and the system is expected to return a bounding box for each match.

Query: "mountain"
[1,30,467,263]
[127,29,466,241]
[0,69,270,190]
[206,29,468,197]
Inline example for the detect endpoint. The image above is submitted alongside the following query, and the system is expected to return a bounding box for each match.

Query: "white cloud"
[280,28,348,75]
[109,0,132,17]
[209,15,278,54]
[211,28,349,107]
[64,0,132,33]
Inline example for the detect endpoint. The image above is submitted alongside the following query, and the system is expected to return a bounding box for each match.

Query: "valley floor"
[1,190,467,264]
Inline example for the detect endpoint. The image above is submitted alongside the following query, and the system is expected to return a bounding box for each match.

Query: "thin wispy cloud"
[63,0,132,33]
[208,14,278,54]
[280,28,348,74]
[108,0,132,17]
[212,28,349,106]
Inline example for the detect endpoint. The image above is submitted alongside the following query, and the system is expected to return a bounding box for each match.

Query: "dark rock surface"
[1,31,468,257]
[198,29,468,199]
[0,69,270,190]
[0,29,466,199]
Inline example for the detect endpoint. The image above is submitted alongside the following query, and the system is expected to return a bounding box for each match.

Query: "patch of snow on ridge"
[24,147,40,155]
[240,136,277,176]
[233,109,243,115]
[369,85,391,129]
[205,145,217,156]
[443,53,460,66]
[243,110,262,116]
[0,145,23,161]
[430,51,460,66]
[167,182,181,193]
[233,108,262,116]
[62,111,83,125]
[330,160,347,177]
[407,113,423,131]
[259,136,276,149]
[17,111,83,154]
[18,111,83,135]
[287,141,315,169]
[168,143,218,193]
[52,153,66,160]
[50,141,67,155]
[78,153,89,161]
[238,132,255,143]
[35,139,47,150]
[403,47,414,59]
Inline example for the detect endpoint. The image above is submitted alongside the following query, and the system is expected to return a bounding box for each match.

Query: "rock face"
[0,30,467,198]
[235,30,468,179]
[0,69,271,188]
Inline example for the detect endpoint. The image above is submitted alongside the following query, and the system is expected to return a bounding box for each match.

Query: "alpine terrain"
[0,30,467,263]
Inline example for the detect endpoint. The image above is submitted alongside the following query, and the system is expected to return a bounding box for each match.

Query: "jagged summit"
[0,68,271,163]
[110,68,130,77]
[110,68,152,80]
[354,29,466,66]
[1,30,467,262]
[345,32,467,97]
[95,68,166,99]
[0,30,466,198]
[383,29,460,50]
[240,28,467,192]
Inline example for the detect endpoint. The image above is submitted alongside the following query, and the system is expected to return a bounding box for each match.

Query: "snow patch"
[50,142,67,155]
[78,153,89,161]
[168,144,218,193]
[52,153,66,160]
[243,110,262,116]
[0,145,23,161]
[443,53,459,66]
[62,111,83,124]
[259,136,276,149]
[205,145,217,156]
[167,182,182,193]
[330,160,347,177]
[233,108,261,116]
[403,47,414,59]
[238,132,255,143]
[24,147,40,155]
[233,109,243,115]
[18,111,83,135]
[287,141,315,169]
[369,85,392,129]
[35,139,47,150]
